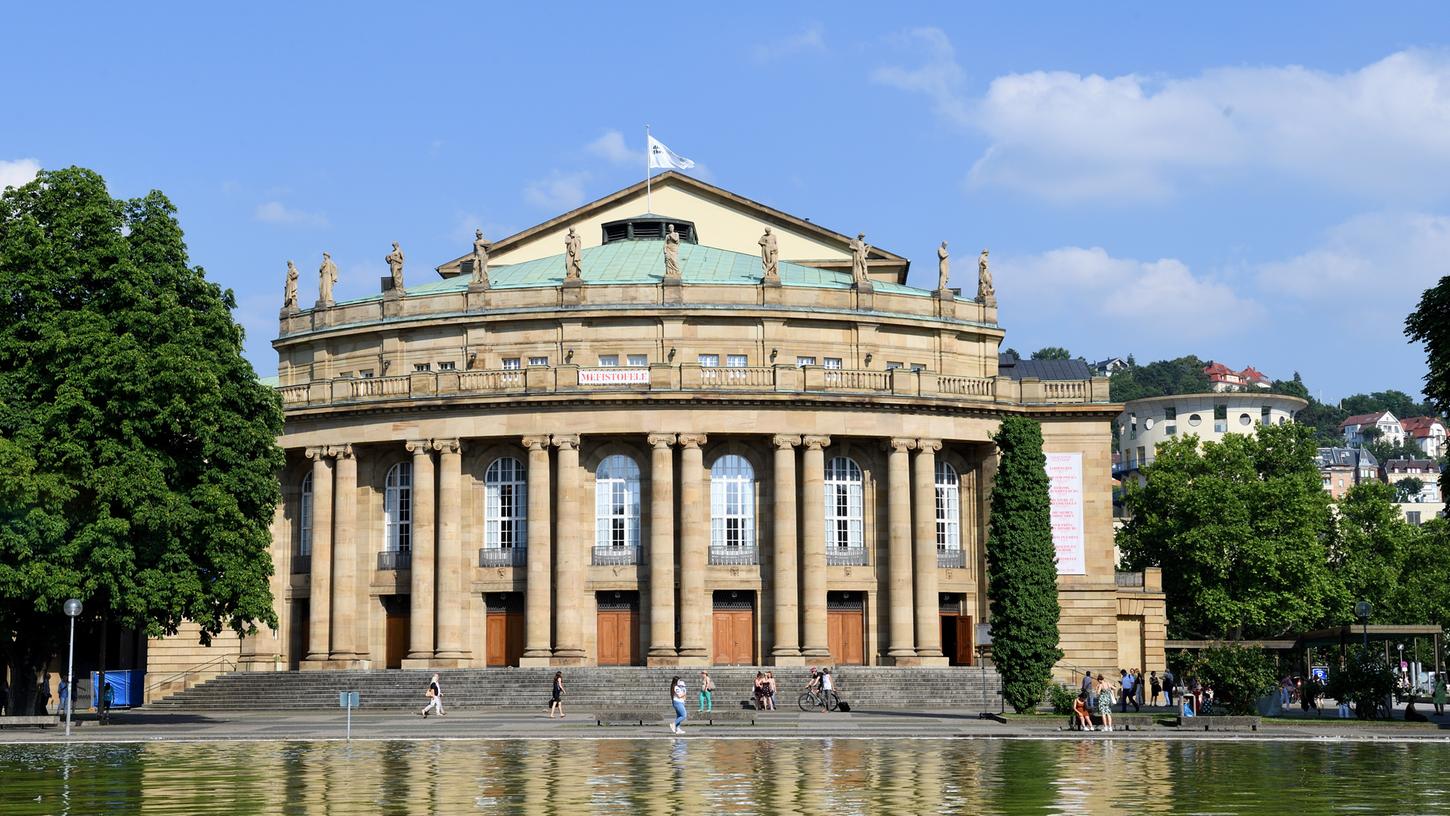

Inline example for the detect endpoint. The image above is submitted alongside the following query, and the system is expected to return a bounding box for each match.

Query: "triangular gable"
[436,171,909,283]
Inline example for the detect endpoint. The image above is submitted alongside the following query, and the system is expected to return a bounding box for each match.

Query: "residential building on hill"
[1317,447,1379,500]
[1203,362,1271,393]
[1092,357,1129,377]
[1339,411,1405,448]
[1400,416,1447,459]
[1383,459,1443,503]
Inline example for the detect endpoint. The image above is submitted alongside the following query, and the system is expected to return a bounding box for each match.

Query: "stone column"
[304,447,333,665]
[914,439,946,663]
[433,438,470,664]
[886,437,917,664]
[677,433,708,664]
[771,435,802,665]
[646,433,678,664]
[329,445,359,663]
[520,436,554,666]
[800,435,831,658]
[403,440,436,665]
[552,434,585,663]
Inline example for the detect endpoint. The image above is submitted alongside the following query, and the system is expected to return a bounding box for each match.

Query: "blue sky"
[4,3,1449,402]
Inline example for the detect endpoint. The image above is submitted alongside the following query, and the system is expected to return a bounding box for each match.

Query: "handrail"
[144,655,237,694]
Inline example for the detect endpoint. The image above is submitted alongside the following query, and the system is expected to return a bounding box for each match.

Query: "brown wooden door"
[385,610,408,669]
[485,611,525,667]
[712,610,754,664]
[827,610,864,665]
[597,610,639,666]
[940,613,974,666]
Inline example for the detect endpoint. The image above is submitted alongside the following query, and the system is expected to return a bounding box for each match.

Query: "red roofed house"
[1339,411,1405,448]
[1204,362,1272,393]
[1400,416,1447,459]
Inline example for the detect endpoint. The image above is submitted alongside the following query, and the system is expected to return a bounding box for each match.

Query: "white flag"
[647,135,695,170]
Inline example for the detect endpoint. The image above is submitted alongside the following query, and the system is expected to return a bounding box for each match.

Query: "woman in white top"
[670,676,688,734]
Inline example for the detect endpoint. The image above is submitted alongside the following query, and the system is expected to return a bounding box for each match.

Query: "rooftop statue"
[759,227,779,282]
[386,241,405,292]
[850,232,871,284]
[284,260,299,309]
[663,224,682,279]
[565,227,583,280]
[318,252,338,306]
[937,241,950,292]
[978,249,994,303]
[471,229,490,288]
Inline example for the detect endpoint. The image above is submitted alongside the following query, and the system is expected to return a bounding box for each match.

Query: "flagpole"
[645,123,652,214]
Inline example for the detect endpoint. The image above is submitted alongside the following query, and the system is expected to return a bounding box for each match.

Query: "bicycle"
[798,687,840,712]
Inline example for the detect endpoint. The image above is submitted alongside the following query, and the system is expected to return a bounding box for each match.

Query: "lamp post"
[1354,600,1371,650]
[62,598,82,737]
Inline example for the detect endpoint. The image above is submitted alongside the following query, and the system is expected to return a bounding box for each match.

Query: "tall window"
[484,457,527,550]
[935,461,960,555]
[824,457,863,552]
[711,455,756,551]
[385,462,412,552]
[299,473,313,556]
[595,454,641,550]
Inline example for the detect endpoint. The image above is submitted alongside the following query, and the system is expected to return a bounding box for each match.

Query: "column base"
[675,652,709,667]
[301,658,369,670]
[518,654,553,667]
[771,650,805,667]
[801,647,831,659]
[647,649,680,667]
[915,654,950,667]
[400,657,436,670]
[888,653,923,667]
[427,657,472,669]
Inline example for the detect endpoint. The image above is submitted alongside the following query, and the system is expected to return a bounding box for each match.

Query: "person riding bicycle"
[807,667,821,694]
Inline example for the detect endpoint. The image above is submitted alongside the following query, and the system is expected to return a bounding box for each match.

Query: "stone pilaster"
[771,435,803,665]
[402,439,436,667]
[303,447,333,666]
[519,435,554,666]
[432,438,470,665]
[676,433,708,664]
[886,437,918,664]
[914,439,947,664]
[646,433,678,665]
[800,435,831,658]
[551,434,585,664]
[329,445,363,664]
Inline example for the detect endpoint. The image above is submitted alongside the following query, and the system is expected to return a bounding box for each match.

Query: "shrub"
[1187,644,1277,715]
[1047,683,1078,715]
[1323,647,1398,719]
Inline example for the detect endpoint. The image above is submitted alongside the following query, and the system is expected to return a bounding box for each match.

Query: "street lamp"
[1354,600,1371,650]
[62,598,82,737]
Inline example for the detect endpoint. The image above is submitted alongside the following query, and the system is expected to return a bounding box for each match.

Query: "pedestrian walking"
[698,670,714,713]
[1119,670,1137,713]
[549,671,565,719]
[764,671,777,710]
[419,673,444,717]
[670,676,688,734]
[1162,668,1176,709]
[58,678,70,718]
[100,682,114,723]
[1082,671,1096,710]
[1433,674,1448,717]
[1095,676,1114,731]
[1149,671,1162,707]
[753,672,766,710]
[1135,669,1145,707]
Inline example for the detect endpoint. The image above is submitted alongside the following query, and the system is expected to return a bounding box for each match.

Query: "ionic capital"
[552,433,580,451]
[432,437,461,455]
[916,438,943,454]
[802,435,831,451]
[886,437,916,453]
[771,434,801,450]
[405,439,433,455]
[677,433,707,449]
[647,432,678,449]
[329,443,354,460]
[521,434,551,452]
[304,446,331,461]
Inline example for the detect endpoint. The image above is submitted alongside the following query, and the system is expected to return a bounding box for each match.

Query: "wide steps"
[156,666,1001,711]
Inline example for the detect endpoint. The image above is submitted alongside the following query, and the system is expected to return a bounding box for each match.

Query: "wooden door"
[597,610,639,666]
[827,610,864,665]
[712,610,754,664]
[485,595,526,667]
[385,610,408,669]
[940,613,974,666]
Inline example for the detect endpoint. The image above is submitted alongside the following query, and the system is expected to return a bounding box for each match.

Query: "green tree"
[1392,519,1450,630]
[1406,274,1450,498]
[0,167,283,713]
[1393,478,1426,502]
[1341,390,1434,421]
[1108,355,1212,403]
[1365,439,1423,464]
[1333,481,1416,624]
[1186,644,1278,715]
[986,416,1062,712]
[1118,423,1341,639]
[1270,372,1311,401]
[1324,647,1398,719]
[1031,346,1071,361]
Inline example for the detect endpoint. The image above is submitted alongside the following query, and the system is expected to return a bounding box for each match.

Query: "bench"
[595,710,665,726]
[0,715,61,729]
[1175,715,1259,731]
[702,710,756,726]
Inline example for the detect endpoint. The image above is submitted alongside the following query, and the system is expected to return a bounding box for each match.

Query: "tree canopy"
[1406,272,1450,494]
[1030,346,1072,361]
[0,168,283,700]
[1108,355,1212,403]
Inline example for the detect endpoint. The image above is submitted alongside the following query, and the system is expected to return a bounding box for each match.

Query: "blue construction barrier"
[90,670,145,708]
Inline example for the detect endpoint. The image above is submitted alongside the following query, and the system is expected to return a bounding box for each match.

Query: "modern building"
[1339,411,1405,448]
[1316,447,1379,500]
[1115,392,1307,476]
[1400,416,1447,460]
[149,171,1164,692]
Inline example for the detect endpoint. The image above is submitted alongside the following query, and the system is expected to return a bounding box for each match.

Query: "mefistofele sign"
[1045,452,1086,575]
[578,367,651,386]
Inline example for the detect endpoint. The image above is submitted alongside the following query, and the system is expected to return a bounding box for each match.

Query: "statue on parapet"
[318,252,338,306]
[937,241,950,292]
[284,260,299,310]
[386,241,405,293]
[663,224,682,280]
[850,232,871,284]
[978,248,995,304]
[564,227,583,281]
[471,229,490,288]
[759,227,779,283]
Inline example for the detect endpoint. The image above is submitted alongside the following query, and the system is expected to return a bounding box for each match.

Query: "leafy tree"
[1393,478,1427,502]
[1407,275,1450,498]
[986,416,1062,712]
[1002,347,1021,362]
[1333,481,1416,624]
[1031,346,1071,361]
[1118,423,1341,639]
[1341,390,1434,421]
[1324,647,1398,719]
[1392,519,1450,631]
[1185,644,1278,715]
[1108,355,1212,403]
[0,167,283,712]
[1270,372,1311,401]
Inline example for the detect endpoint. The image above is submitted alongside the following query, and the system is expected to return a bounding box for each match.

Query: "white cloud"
[0,158,41,191]
[1257,211,1450,304]
[875,37,1450,202]
[523,170,591,211]
[254,201,329,227]
[751,23,826,64]
[586,130,636,165]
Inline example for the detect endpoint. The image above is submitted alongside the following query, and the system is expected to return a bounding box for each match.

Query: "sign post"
[339,691,360,741]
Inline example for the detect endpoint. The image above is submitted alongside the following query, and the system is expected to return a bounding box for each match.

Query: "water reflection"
[2,738,1449,815]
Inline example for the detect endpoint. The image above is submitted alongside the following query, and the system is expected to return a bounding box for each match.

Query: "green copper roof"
[375,241,929,301]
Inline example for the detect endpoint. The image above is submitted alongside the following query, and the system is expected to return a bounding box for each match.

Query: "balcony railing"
[826,545,868,566]
[709,545,760,566]
[291,555,311,574]
[1115,571,1145,588]
[478,546,526,568]
[937,549,966,569]
[377,550,412,571]
[592,545,642,566]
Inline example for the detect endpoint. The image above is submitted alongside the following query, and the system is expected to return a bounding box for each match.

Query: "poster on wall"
[1045,452,1086,575]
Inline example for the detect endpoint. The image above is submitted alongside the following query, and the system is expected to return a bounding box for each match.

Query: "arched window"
[384,462,412,552]
[935,461,961,564]
[484,457,527,550]
[824,456,863,558]
[299,473,313,556]
[595,454,640,552]
[711,455,755,556]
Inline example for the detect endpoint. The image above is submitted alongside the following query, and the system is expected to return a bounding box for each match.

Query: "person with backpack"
[698,670,715,713]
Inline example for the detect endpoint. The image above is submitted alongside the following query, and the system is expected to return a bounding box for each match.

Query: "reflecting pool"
[2,738,1448,815]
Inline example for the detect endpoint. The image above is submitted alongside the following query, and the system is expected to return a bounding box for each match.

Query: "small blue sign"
[1311,666,1328,684]
[338,691,360,709]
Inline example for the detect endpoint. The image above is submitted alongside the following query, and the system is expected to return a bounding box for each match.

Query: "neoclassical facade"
[195,172,1162,676]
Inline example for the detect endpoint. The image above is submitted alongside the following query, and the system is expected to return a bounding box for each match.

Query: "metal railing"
[291,555,311,574]
[144,655,237,698]
[708,545,760,566]
[826,545,868,566]
[377,550,412,571]
[478,546,526,568]
[592,545,642,566]
[937,549,966,569]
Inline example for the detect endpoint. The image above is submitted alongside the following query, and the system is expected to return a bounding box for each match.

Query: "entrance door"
[712,591,755,664]
[826,591,865,665]
[940,613,974,666]
[596,592,640,666]
[485,593,526,667]
[382,595,409,669]
[289,600,309,670]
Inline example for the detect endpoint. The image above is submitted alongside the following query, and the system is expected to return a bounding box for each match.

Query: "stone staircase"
[153,666,1002,712]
